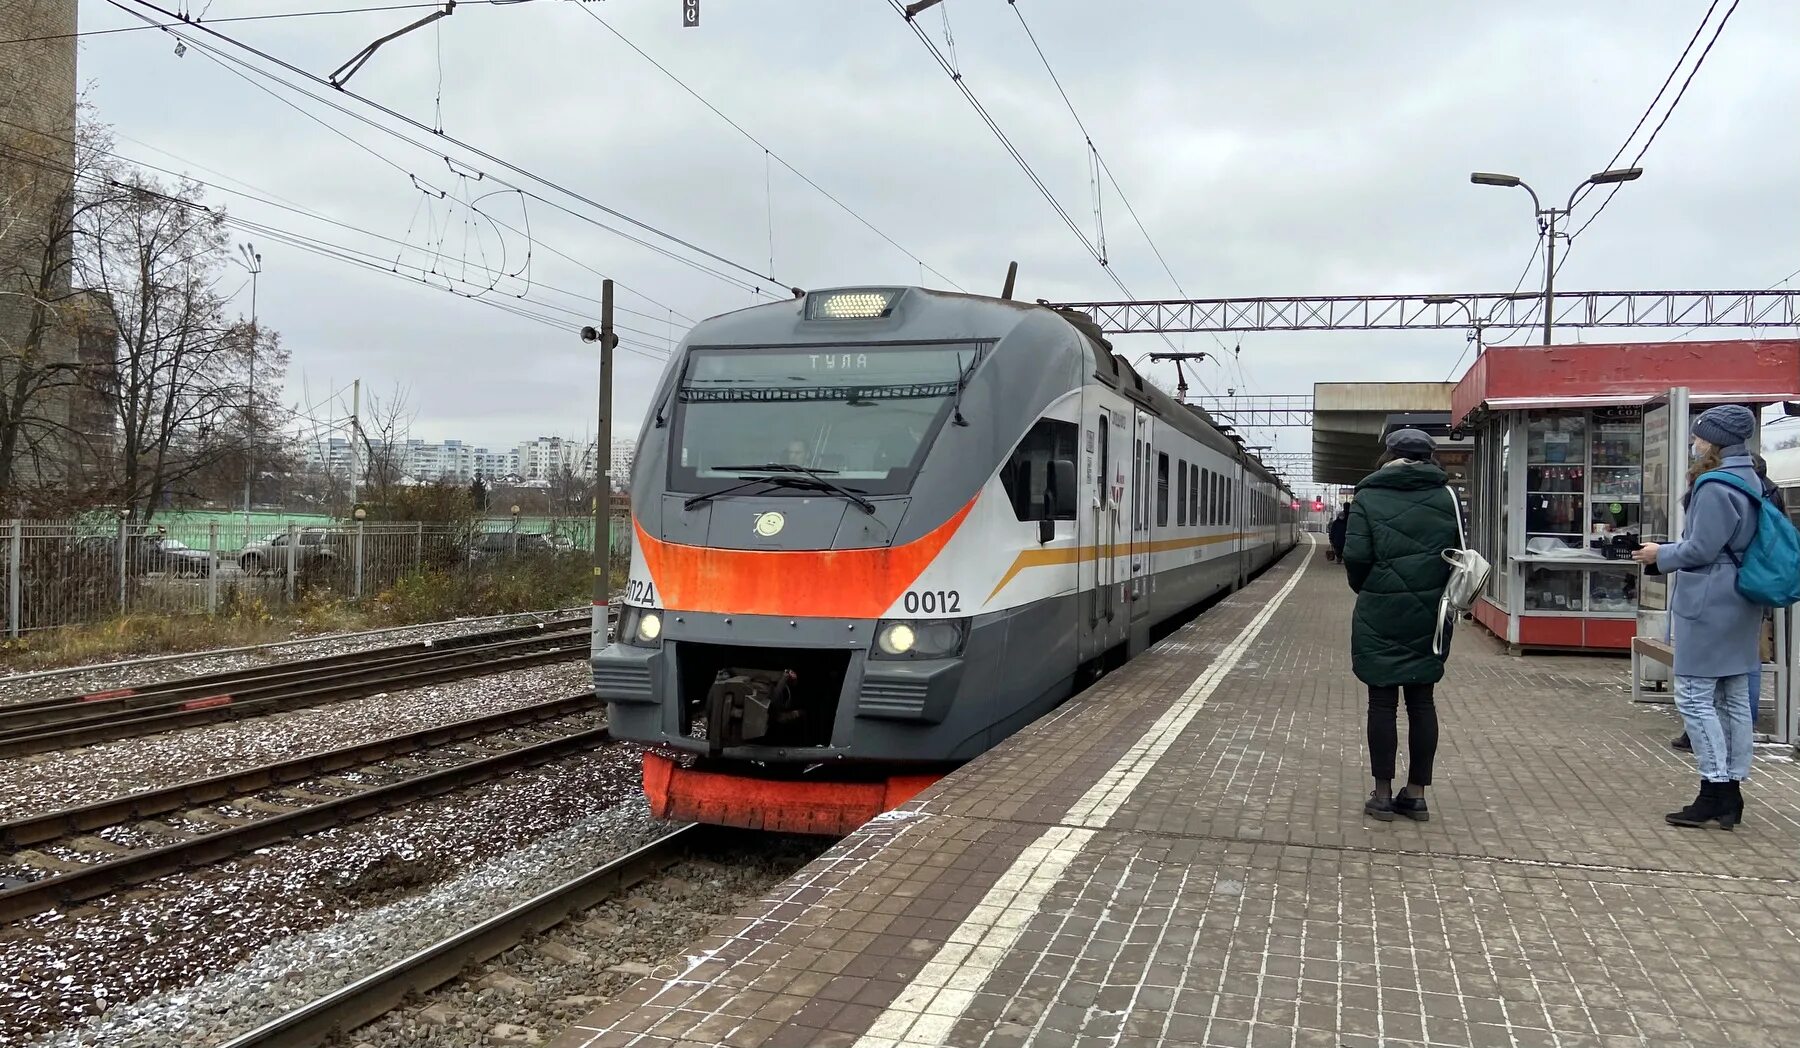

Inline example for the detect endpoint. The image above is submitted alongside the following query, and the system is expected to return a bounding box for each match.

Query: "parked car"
[71,533,215,577]
[238,527,342,574]
[469,531,557,562]
[140,537,215,577]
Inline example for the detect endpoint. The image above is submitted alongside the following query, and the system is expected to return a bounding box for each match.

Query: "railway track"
[0,614,605,758]
[215,826,702,1048]
[0,693,616,922]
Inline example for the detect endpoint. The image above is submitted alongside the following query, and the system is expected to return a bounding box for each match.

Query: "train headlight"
[620,606,663,648]
[876,622,915,655]
[873,619,967,660]
[804,287,902,320]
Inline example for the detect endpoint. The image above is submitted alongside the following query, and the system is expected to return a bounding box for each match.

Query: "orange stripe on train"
[635,498,976,619]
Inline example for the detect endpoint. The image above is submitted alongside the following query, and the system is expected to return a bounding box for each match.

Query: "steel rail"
[0,692,601,848]
[0,625,591,730]
[0,724,615,922]
[0,634,595,758]
[1,616,593,717]
[0,605,595,686]
[215,825,702,1048]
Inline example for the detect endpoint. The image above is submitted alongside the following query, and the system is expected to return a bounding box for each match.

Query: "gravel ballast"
[0,661,594,823]
[1,743,644,1043]
[340,831,828,1048]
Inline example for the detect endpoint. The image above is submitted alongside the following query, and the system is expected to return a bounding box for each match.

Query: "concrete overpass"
[1311,382,1457,485]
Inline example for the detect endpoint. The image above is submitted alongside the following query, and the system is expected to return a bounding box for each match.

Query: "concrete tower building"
[1,0,78,323]
[1,0,108,491]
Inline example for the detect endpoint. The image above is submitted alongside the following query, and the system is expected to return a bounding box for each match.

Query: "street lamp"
[1469,167,1643,345]
[235,242,263,544]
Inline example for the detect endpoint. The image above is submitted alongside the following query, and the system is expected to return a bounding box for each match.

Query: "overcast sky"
[60,0,1800,482]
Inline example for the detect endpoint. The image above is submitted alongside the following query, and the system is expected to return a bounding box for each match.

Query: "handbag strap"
[1444,486,1466,549]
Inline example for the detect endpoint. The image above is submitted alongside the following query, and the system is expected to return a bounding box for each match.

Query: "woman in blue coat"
[1631,404,1763,829]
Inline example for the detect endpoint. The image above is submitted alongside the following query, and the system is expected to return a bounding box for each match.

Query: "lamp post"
[352,504,366,597]
[1469,168,1642,345]
[235,243,263,544]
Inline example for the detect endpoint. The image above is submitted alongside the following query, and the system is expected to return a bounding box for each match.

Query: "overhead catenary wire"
[1570,0,1721,216]
[105,0,800,297]
[571,5,965,292]
[0,1,542,46]
[1004,0,1230,396]
[882,0,1206,394]
[0,142,672,358]
[1565,0,1742,246]
[80,17,716,316]
[0,116,681,337]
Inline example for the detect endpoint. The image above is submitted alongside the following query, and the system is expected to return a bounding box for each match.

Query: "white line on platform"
[853,539,1316,1047]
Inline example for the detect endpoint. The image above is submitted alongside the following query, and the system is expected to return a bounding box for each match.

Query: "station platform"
[552,538,1800,1048]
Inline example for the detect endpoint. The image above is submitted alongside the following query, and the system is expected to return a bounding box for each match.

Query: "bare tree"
[354,383,414,513]
[76,167,290,521]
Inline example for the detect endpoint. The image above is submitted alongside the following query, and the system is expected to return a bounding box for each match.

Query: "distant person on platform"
[1670,452,1787,754]
[1632,404,1762,830]
[1343,428,1459,823]
[1327,504,1349,563]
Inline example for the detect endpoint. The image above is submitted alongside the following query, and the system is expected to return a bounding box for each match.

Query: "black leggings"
[1367,684,1438,786]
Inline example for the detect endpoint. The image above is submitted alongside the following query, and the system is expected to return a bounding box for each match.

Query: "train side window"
[1001,418,1080,522]
[1176,459,1187,526]
[1156,453,1170,527]
[1132,438,1142,530]
[1142,442,1152,531]
[1189,464,1199,525]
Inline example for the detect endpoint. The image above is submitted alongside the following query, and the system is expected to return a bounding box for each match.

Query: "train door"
[1233,464,1249,587]
[1129,409,1154,647]
[1078,399,1122,660]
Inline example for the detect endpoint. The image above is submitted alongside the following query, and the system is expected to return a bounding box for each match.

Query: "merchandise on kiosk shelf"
[1447,339,1800,652]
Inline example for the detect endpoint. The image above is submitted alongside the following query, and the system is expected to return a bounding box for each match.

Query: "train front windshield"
[671,343,979,496]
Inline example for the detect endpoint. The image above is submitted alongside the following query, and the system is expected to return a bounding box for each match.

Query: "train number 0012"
[902,589,961,615]
[627,578,656,604]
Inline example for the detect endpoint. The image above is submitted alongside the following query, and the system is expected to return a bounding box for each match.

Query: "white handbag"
[1434,486,1491,656]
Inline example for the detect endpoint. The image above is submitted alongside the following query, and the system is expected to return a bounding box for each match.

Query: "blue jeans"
[1749,668,1760,726]
[1674,674,1753,782]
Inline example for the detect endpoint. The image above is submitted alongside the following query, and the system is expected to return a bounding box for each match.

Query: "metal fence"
[1,516,630,637]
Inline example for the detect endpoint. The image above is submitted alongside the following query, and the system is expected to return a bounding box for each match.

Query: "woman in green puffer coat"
[1343,428,1461,823]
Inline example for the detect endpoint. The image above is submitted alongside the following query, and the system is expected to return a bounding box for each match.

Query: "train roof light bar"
[805,288,903,320]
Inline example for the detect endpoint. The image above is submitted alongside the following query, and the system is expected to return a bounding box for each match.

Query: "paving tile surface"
[554,539,1800,1047]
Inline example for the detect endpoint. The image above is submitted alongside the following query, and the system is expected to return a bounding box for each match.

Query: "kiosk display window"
[1514,407,1646,617]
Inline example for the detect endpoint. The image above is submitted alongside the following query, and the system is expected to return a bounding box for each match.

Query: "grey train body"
[595,286,1296,773]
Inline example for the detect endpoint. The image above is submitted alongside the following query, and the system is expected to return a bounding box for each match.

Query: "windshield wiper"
[950,352,975,427]
[683,475,786,510]
[713,462,841,475]
[711,463,877,514]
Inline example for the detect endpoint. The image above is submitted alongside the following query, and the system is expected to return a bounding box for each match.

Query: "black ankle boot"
[1666,780,1734,829]
[1671,733,1692,751]
[1723,781,1745,828]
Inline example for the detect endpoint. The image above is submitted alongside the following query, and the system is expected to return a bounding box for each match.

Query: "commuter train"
[593,285,1297,833]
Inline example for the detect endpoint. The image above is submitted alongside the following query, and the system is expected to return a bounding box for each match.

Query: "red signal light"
[1312,497,1325,512]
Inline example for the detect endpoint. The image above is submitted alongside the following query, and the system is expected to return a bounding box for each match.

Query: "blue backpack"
[1696,470,1800,608]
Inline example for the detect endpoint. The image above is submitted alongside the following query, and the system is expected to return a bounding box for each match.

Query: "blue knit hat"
[1692,404,1755,449]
